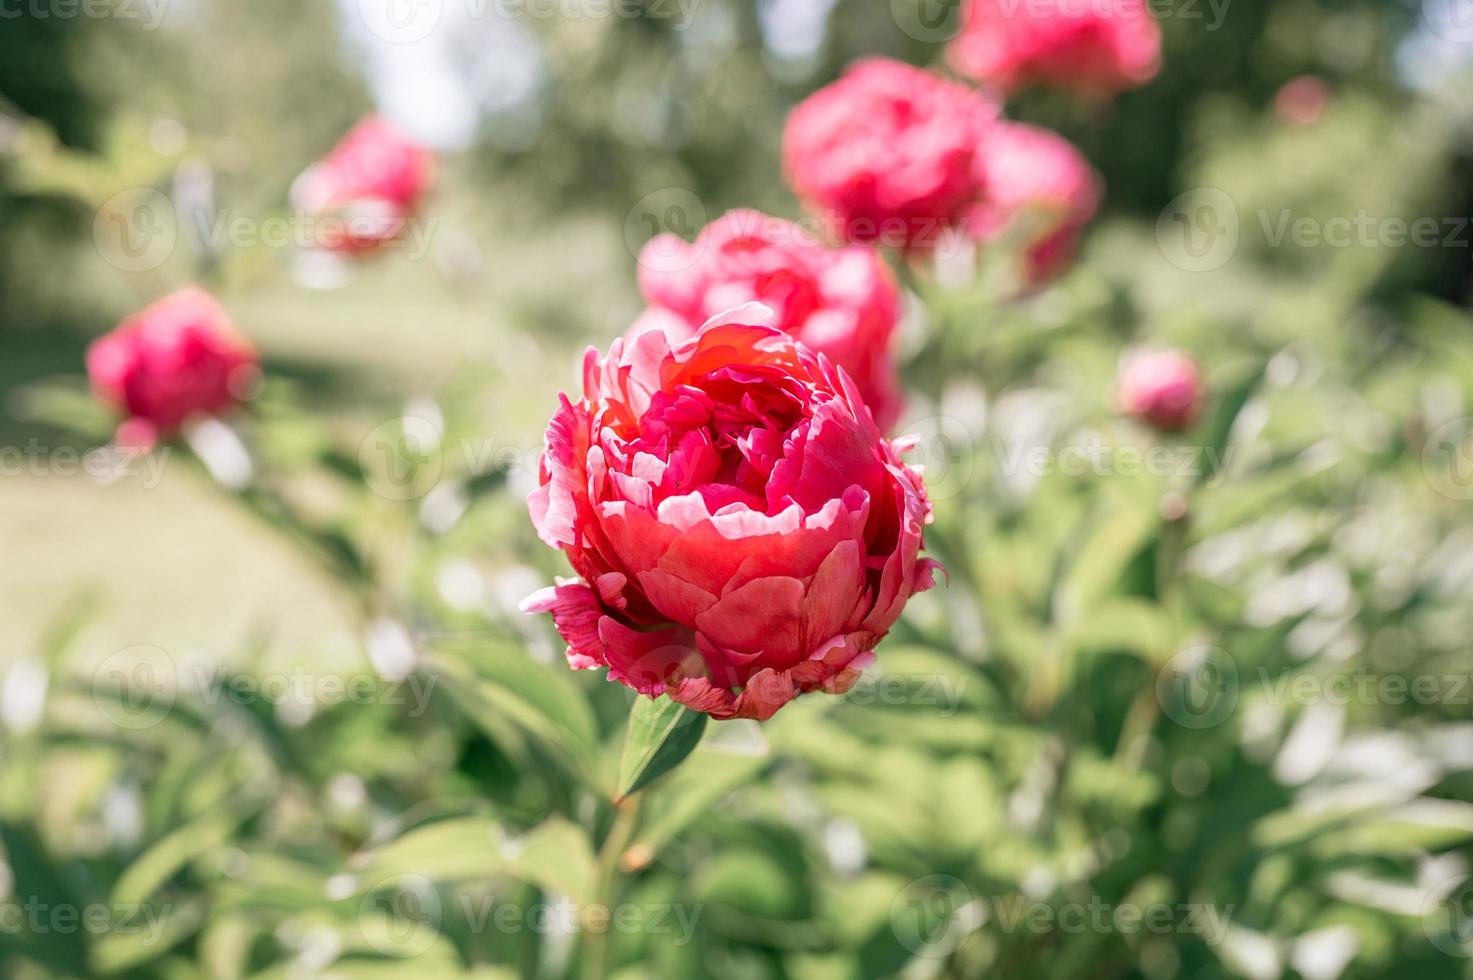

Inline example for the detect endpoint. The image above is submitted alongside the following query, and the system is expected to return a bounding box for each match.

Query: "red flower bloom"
[87,288,258,446]
[783,58,997,250]
[525,307,939,720]
[630,210,904,429]
[949,0,1161,96]
[292,116,434,253]
[964,121,1102,285]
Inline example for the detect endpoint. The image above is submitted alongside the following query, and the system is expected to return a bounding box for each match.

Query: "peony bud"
[87,288,258,443]
[1118,350,1203,431]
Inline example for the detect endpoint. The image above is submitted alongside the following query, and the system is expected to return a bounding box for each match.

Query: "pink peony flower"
[949,0,1162,96]
[1118,350,1203,431]
[630,210,904,429]
[291,116,434,254]
[86,288,258,446]
[964,121,1102,285]
[524,306,940,721]
[782,58,997,250]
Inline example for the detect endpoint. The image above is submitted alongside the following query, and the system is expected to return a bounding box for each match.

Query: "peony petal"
[594,572,629,610]
[527,395,587,549]
[669,676,738,719]
[914,558,947,592]
[729,668,797,721]
[597,617,701,696]
[520,582,607,671]
[695,576,806,664]
[636,568,719,624]
[802,540,867,649]
[626,306,699,348]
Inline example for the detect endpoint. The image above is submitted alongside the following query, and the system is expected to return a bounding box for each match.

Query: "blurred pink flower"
[292,116,434,254]
[629,210,904,429]
[949,0,1162,96]
[964,121,1102,285]
[87,288,258,445]
[524,307,939,720]
[1118,349,1203,431]
[782,58,997,250]
[1274,75,1331,126]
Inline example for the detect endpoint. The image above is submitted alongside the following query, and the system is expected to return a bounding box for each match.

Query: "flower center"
[600,369,811,515]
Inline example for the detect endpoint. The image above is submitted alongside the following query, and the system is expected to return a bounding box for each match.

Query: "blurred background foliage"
[2,0,1473,978]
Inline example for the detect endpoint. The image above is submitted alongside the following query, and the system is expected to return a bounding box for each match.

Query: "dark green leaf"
[615,696,707,802]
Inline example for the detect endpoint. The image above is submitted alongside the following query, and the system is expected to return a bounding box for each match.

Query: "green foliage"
[615,698,708,801]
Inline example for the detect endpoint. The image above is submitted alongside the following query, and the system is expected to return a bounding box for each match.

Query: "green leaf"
[1061,483,1161,609]
[694,849,809,921]
[426,641,603,790]
[112,810,251,907]
[354,815,595,905]
[89,896,205,973]
[355,816,509,884]
[1194,358,1268,489]
[0,822,91,975]
[507,817,597,905]
[615,696,708,802]
[1066,597,1178,666]
[199,915,257,980]
[623,724,771,869]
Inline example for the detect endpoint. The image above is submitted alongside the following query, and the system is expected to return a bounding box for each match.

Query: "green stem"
[582,798,641,980]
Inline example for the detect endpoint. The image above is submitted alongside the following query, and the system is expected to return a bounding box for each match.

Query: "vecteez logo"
[1156,644,1239,729]
[1156,188,1240,272]
[94,188,177,273]
[91,645,178,730]
[1424,875,1473,957]
[891,0,964,42]
[357,0,444,43]
[1423,416,1473,501]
